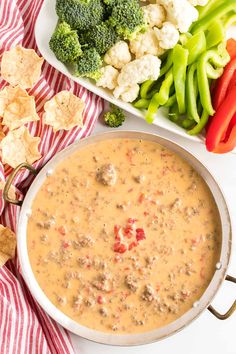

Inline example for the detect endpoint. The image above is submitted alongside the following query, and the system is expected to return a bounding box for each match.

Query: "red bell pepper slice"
[227,38,236,60]
[226,69,236,96]
[212,57,236,110]
[212,113,236,154]
[206,84,236,152]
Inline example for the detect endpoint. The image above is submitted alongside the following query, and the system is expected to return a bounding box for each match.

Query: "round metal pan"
[4,131,236,346]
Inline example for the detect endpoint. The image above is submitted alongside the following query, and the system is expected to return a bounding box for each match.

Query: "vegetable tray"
[35,0,236,148]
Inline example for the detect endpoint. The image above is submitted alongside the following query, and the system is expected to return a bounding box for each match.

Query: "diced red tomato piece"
[114,242,127,253]
[114,225,120,235]
[191,238,200,246]
[124,225,132,233]
[114,225,121,240]
[114,242,120,252]
[118,243,127,253]
[123,226,133,238]
[128,218,138,224]
[138,193,145,203]
[97,295,105,304]
[128,241,138,250]
[136,228,146,241]
[62,240,71,248]
[124,267,130,271]
[58,225,67,236]
[126,149,134,164]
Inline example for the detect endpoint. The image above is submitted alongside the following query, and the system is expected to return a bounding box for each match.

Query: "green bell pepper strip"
[197,48,230,116]
[163,94,176,108]
[188,110,209,135]
[206,21,225,49]
[217,42,231,65]
[160,50,173,77]
[197,59,214,116]
[133,98,150,109]
[145,69,174,122]
[168,102,180,123]
[186,63,200,123]
[146,92,160,123]
[197,97,203,116]
[140,80,155,99]
[185,32,206,65]
[140,79,163,100]
[157,69,174,105]
[196,0,224,20]
[191,0,236,34]
[173,44,189,115]
[206,63,223,79]
[224,13,236,28]
[182,119,195,129]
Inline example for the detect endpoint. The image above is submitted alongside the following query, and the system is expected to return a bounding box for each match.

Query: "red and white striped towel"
[0,0,103,352]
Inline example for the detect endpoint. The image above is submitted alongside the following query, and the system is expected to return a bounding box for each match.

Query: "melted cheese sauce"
[27,139,221,334]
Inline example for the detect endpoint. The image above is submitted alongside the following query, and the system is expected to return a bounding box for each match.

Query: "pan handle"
[208,275,236,320]
[3,163,37,206]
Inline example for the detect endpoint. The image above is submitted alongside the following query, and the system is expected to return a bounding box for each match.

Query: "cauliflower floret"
[96,65,119,90]
[188,0,209,5]
[118,55,161,87]
[154,22,179,50]
[104,41,132,70]
[130,28,164,58]
[142,4,166,28]
[160,0,199,33]
[113,84,140,103]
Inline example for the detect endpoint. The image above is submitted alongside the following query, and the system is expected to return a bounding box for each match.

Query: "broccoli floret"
[103,0,116,5]
[56,0,104,31]
[102,0,115,20]
[74,48,102,81]
[49,22,82,63]
[83,22,119,55]
[104,104,126,127]
[109,0,146,40]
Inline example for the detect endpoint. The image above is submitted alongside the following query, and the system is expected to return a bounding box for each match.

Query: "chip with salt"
[0,126,41,168]
[1,46,44,89]
[0,225,16,267]
[43,90,85,132]
[0,85,39,130]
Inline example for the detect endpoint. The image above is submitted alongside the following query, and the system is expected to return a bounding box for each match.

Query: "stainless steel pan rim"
[12,131,233,346]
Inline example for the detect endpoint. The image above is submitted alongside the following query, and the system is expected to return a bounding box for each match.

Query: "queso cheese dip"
[27,138,221,334]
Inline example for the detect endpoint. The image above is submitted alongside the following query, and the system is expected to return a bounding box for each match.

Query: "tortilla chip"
[1,126,41,168]
[43,91,85,132]
[0,85,28,116]
[0,180,16,200]
[0,225,16,267]
[0,85,39,130]
[1,46,44,89]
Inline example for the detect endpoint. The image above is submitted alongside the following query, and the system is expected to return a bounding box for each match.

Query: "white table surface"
[70,113,236,354]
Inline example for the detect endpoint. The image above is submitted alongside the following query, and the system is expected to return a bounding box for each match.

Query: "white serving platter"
[35,0,236,145]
